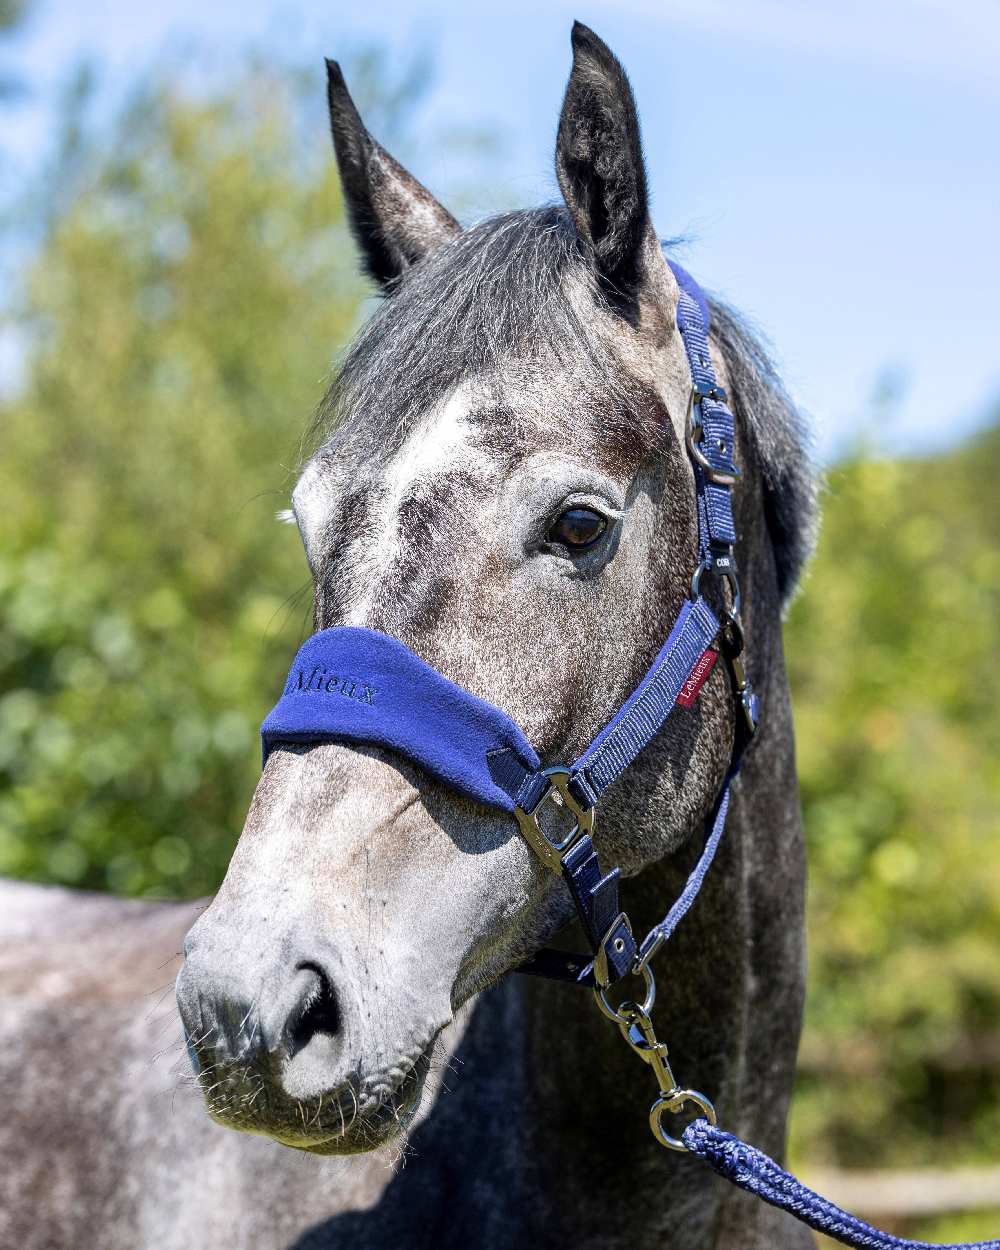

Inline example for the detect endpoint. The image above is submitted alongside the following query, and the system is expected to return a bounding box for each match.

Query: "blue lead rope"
[682,1120,1000,1250]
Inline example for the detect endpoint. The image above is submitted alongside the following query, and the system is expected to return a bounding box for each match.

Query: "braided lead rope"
[682,1120,1000,1250]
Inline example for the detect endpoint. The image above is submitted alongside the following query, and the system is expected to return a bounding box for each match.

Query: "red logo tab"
[676,648,719,708]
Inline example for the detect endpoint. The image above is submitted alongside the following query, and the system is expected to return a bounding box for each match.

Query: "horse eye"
[548,507,607,550]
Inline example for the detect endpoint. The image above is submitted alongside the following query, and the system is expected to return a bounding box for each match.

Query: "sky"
[6,0,1000,460]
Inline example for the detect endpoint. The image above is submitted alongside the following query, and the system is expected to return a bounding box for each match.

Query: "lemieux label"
[289,667,377,706]
[675,649,719,708]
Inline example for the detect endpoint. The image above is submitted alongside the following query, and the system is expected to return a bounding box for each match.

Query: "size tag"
[676,648,719,708]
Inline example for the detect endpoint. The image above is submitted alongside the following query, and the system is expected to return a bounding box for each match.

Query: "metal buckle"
[514,766,594,873]
[685,388,740,487]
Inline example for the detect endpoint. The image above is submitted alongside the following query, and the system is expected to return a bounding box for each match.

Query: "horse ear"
[325,59,461,291]
[555,23,654,314]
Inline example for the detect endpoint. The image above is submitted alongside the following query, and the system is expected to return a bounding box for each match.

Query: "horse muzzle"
[175,918,438,1152]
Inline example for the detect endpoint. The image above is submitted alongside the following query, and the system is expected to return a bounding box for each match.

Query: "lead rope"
[681,1120,1000,1250]
[590,958,1000,1250]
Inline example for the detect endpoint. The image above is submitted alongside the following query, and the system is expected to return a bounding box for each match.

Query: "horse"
[0,23,817,1250]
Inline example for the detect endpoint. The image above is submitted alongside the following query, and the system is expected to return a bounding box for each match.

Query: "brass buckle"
[514,766,594,873]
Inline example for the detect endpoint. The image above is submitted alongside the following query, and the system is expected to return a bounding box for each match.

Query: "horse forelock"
[293,205,816,623]
[311,206,651,456]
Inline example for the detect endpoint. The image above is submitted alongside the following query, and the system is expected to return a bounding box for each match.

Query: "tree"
[0,63,368,895]
[786,426,1000,1167]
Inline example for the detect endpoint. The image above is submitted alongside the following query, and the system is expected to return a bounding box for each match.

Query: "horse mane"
[314,205,817,606]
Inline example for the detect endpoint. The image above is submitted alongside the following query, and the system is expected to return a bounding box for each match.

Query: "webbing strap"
[567,597,720,809]
[492,597,721,814]
[637,769,735,963]
[675,284,739,555]
[516,261,749,987]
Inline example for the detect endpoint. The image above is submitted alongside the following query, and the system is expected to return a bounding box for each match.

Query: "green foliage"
[0,67,365,894]
[787,432,1000,1166]
[2,51,998,1178]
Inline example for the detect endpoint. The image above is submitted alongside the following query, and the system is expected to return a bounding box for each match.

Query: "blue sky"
[7,0,1000,459]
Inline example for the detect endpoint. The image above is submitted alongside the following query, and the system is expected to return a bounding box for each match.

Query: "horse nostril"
[287,962,342,1056]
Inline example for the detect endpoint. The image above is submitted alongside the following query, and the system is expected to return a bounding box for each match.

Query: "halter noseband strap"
[261,259,757,993]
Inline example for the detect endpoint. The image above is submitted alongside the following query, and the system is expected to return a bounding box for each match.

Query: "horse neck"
[497,474,807,1241]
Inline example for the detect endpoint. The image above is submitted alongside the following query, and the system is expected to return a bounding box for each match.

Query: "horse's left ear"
[555,23,660,315]
[326,59,461,291]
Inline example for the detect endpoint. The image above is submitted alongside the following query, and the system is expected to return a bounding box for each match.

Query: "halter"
[260,263,999,1250]
[263,261,752,996]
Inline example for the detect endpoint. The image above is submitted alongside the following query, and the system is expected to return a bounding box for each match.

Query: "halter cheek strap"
[261,258,756,994]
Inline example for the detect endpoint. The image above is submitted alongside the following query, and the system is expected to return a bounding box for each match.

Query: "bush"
[0,67,364,894]
[787,432,1000,1165]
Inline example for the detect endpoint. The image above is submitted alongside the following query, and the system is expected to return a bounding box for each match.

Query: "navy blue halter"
[263,260,753,991]
[260,261,998,1250]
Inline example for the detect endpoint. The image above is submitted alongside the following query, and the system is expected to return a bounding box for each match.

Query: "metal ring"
[721,569,742,621]
[691,562,742,627]
[649,1089,717,1152]
[690,559,710,601]
[593,962,655,1024]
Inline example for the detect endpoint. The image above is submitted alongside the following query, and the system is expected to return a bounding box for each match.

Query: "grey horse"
[0,24,817,1250]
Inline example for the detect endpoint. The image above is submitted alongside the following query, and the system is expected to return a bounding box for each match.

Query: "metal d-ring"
[690,559,742,622]
[593,961,656,1024]
[649,1088,718,1152]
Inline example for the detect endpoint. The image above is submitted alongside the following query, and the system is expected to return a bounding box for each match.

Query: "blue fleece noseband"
[261,626,539,812]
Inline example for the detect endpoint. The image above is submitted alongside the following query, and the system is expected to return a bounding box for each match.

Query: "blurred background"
[1,1,998,1241]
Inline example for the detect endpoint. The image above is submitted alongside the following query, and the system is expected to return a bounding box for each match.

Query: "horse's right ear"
[326,60,461,291]
[555,24,654,317]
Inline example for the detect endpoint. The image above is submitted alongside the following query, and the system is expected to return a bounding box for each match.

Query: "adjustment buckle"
[686,387,740,487]
[514,766,594,873]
